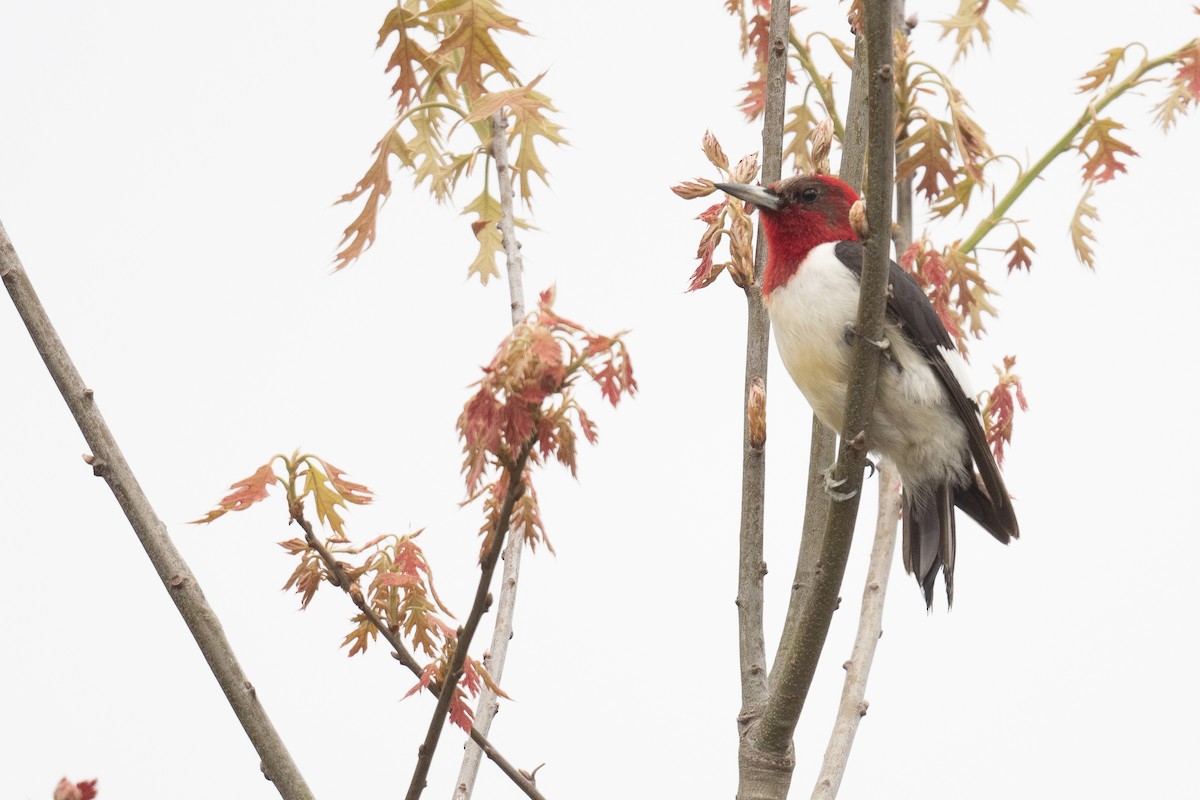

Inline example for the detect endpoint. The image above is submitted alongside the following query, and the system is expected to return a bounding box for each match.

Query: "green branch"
[956,48,1182,256]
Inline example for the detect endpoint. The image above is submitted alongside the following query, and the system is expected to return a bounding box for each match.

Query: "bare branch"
[810,461,901,800]
[754,0,896,760]
[491,110,528,328]
[737,0,792,722]
[0,221,315,800]
[453,110,532,800]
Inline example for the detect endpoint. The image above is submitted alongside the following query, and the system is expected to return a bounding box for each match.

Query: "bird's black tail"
[903,473,1019,609]
[902,485,956,609]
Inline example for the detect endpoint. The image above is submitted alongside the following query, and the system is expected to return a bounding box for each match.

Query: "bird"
[715,173,1018,607]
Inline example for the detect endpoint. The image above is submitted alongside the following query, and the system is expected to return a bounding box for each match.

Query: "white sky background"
[2,1,1198,798]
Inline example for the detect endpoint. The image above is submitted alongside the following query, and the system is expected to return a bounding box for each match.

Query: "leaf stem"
[790,31,847,141]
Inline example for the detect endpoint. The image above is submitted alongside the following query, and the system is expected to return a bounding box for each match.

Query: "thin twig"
[291,507,424,677]
[453,109,532,800]
[754,0,895,760]
[492,110,527,329]
[406,442,534,800]
[810,461,900,800]
[0,221,315,800]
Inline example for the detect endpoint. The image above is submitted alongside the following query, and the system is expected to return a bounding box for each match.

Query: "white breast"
[764,242,972,497]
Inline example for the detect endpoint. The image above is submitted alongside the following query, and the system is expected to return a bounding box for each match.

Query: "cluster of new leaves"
[191,450,371,539]
[934,0,1027,63]
[899,237,997,356]
[1065,38,1200,266]
[458,288,637,556]
[726,1,853,173]
[336,0,565,280]
[406,646,506,732]
[53,778,98,800]
[895,39,993,209]
[671,132,761,291]
[192,452,504,730]
[980,355,1028,466]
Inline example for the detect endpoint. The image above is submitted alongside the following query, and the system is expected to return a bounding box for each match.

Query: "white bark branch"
[453,109,530,800]
[811,460,900,800]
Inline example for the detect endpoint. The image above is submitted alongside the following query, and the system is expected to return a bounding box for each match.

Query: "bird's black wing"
[834,240,1018,544]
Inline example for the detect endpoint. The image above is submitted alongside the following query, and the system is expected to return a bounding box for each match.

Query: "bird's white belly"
[764,243,971,495]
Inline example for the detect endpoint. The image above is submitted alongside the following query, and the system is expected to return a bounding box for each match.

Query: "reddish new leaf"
[982,355,1029,466]
[191,462,278,525]
[1005,235,1036,273]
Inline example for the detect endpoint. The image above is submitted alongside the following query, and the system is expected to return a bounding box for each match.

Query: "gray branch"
[0,221,314,800]
[768,32,871,699]
[742,2,896,795]
[736,0,792,725]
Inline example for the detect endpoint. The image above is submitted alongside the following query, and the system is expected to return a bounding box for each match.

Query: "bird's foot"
[822,465,859,501]
[843,323,899,371]
[842,322,890,352]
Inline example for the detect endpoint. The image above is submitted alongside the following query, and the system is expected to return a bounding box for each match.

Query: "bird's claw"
[822,466,859,501]
[842,323,890,352]
[864,456,878,478]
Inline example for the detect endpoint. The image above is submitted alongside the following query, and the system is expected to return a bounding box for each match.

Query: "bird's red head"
[717,174,859,296]
[758,174,859,295]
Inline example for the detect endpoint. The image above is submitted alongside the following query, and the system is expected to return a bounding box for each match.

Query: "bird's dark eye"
[799,187,819,203]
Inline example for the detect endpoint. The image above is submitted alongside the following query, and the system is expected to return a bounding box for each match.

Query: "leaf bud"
[702,130,729,170]
[748,377,767,450]
[810,118,834,175]
[731,152,761,184]
[849,199,869,240]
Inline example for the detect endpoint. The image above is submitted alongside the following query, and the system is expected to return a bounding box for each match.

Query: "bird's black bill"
[714,182,783,212]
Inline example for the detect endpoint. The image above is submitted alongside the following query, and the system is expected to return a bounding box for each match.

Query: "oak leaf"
[427,0,529,98]
[1078,47,1127,94]
[191,462,277,524]
[1078,117,1137,183]
[1070,184,1100,268]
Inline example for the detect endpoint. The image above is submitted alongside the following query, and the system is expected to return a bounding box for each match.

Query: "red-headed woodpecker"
[716,174,1018,607]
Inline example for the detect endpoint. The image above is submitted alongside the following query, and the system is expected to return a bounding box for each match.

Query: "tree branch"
[0,221,315,800]
[767,27,871,702]
[453,109,532,800]
[406,442,534,800]
[810,460,900,800]
[736,0,792,723]
[753,0,895,764]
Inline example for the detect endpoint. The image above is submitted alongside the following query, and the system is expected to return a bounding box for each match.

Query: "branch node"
[81,453,95,465]
[83,387,94,400]
[169,574,186,589]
